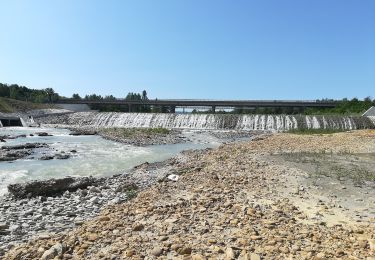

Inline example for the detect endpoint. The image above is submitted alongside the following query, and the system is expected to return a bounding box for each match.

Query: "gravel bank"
[4,130,375,259]
[0,150,202,257]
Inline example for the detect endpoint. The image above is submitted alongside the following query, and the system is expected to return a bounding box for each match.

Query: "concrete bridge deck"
[57,99,337,112]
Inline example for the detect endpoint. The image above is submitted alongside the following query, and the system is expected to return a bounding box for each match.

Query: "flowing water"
[36,112,375,130]
[0,127,221,196]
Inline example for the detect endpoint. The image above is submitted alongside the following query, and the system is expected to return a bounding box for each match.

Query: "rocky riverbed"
[0,150,200,257]
[3,130,375,259]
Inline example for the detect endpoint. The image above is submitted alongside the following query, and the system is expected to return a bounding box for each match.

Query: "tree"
[45,88,55,103]
[72,93,82,99]
[142,90,148,100]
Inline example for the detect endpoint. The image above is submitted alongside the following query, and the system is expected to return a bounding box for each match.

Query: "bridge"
[57,99,338,113]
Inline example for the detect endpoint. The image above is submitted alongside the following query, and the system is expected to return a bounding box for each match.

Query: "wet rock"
[69,130,97,136]
[8,176,100,199]
[39,155,54,160]
[36,132,53,137]
[1,142,47,150]
[55,154,70,160]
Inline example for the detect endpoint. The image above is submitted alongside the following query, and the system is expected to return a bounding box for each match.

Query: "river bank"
[0,127,258,257]
[3,130,375,259]
[0,150,205,256]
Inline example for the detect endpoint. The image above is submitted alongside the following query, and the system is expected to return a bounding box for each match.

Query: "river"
[0,127,221,195]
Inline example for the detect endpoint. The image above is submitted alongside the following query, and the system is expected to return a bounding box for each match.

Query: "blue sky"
[0,0,374,100]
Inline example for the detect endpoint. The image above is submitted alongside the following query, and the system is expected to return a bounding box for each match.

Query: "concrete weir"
[0,116,23,127]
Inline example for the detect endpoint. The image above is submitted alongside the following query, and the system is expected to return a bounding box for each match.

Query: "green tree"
[45,88,55,103]
[72,93,82,99]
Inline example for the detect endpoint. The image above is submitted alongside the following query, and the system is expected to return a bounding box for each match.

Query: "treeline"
[304,98,375,115]
[71,90,153,112]
[0,83,59,103]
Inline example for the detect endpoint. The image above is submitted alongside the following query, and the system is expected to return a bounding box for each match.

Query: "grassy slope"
[0,97,55,113]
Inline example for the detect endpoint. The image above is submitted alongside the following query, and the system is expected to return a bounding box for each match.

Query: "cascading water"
[36,112,375,131]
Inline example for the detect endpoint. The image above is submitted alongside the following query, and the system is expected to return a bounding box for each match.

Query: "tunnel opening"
[0,118,23,127]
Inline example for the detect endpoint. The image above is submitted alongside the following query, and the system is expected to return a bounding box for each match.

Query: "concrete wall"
[56,103,93,112]
[363,106,375,116]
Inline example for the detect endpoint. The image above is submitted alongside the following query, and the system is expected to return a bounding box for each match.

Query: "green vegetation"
[72,90,153,112]
[125,189,138,199]
[0,83,59,103]
[304,98,375,115]
[0,97,55,113]
[286,128,347,135]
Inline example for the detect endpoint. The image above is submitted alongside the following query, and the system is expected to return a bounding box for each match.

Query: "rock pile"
[0,143,48,161]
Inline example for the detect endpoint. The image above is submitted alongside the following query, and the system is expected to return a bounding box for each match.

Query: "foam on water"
[42,112,375,130]
[0,127,221,196]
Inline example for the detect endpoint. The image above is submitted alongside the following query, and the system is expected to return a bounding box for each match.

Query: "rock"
[0,222,9,230]
[192,254,206,260]
[151,247,163,256]
[1,142,47,150]
[132,224,144,231]
[89,196,99,204]
[9,225,20,233]
[250,253,261,260]
[8,176,100,199]
[315,252,326,259]
[225,247,235,259]
[40,155,54,160]
[41,243,63,260]
[99,216,110,221]
[69,130,97,136]
[110,197,122,204]
[178,246,192,255]
[36,132,52,137]
[369,239,375,252]
[89,186,101,193]
[87,233,98,242]
[55,154,70,159]
[167,174,179,181]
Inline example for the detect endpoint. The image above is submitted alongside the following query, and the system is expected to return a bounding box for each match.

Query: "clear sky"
[0,0,374,100]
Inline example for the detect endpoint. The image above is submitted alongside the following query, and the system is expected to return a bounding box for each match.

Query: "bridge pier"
[212,106,216,113]
[170,106,176,113]
[128,104,132,112]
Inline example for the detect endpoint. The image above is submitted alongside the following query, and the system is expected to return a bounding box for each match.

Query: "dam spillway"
[36,112,375,131]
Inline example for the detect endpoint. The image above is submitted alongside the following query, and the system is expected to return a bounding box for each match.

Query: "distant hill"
[0,97,55,113]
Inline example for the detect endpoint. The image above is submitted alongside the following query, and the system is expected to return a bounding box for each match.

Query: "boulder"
[69,130,97,136]
[36,132,53,137]
[8,176,101,199]
[1,143,47,150]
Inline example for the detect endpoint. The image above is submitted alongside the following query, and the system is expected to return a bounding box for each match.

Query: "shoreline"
[0,127,258,256]
[0,148,211,256]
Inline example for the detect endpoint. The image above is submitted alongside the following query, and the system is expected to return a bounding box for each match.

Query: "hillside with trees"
[0,83,59,103]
